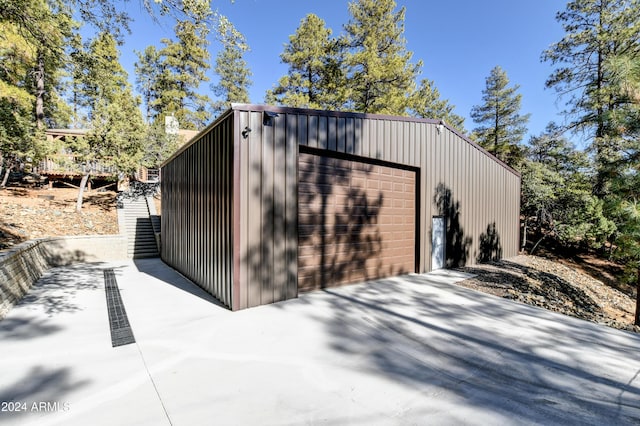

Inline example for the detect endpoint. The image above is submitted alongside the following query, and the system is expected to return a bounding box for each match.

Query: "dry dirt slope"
[0,187,118,250]
[1,187,637,333]
[456,255,639,333]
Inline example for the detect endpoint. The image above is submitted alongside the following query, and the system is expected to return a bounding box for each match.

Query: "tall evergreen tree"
[150,9,212,130]
[542,0,640,196]
[211,15,252,117]
[343,0,421,115]
[134,45,162,122]
[267,13,346,110]
[470,66,530,167]
[74,32,145,210]
[604,54,640,319]
[0,0,73,186]
[77,32,130,112]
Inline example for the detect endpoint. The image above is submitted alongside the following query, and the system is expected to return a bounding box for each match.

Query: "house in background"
[41,128,198,188]
[161,104,521,311]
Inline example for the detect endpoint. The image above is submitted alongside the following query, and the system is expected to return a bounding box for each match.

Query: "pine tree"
[142,120,180,168]
[343,0,421,115]
[0,20,37,162]
[604,54,640,321]
[542,0,640,196]
[0,0,72,185]
[211,15,252,117]
[267,13,346,110]
[135,46,162,122]
[77,32,130,112]
[151,9,212,130]
[470,66,530,167]
[74,31,145,210]
[410,78,466,133]
[520,125,614,253]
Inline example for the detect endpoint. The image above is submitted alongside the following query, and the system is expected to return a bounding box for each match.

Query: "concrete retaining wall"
[0,235,128,319]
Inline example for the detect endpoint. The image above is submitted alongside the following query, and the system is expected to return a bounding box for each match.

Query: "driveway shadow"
[302,273,640,425]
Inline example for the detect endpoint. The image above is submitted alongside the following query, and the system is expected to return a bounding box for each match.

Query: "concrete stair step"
[119,194,159,259]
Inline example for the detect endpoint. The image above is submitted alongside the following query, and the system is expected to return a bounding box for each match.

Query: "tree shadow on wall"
[434,183,472,268]
[242,182,299,305]
[477,222,502,263]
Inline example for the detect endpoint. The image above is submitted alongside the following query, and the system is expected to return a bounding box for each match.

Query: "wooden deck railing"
[38,155,116,176]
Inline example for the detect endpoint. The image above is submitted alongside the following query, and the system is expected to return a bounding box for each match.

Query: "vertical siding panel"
[318,116,328,149]
[354,118,362,157]
[416,122,422,168]
[247,111,263,308]
[369,120,376,159]
[345,117,354,154]
[377,120,384,159]
[298,114,308,147]
[221,122,228,302]
[337,117,346,153]
[212,130,218,297]
[222,124,228,301]
[407,122,414,167]
[308,115,318,148]
[328,116,337,152]
[202,134,207,289]
[286,114,299,299]
[403,122,410,165]
[419,123,428,272]
[273,115,287,302]
[239,111,250,309]
[205,133,211,296]
[386,121,394,162]
[431,123,439,269]
[457,138,465,262]
[212,128,219,299]
[388,121,396,163]
[261,116,274,305]
[362,119,370,158]
[200,138,205,290]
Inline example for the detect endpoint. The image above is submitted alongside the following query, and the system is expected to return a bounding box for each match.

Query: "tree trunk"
[76,172,90,212]
[35,50,45,129]
[521,217,528,251]
[1,161,12,188]
[530,234,546,255]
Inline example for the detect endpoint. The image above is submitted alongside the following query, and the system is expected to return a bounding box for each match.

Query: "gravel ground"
[455,255,639,333]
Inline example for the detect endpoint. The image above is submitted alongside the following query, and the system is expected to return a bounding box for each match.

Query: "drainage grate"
[104,269,136,347]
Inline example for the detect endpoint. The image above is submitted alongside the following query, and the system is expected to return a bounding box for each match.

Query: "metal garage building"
[161,104,521,310]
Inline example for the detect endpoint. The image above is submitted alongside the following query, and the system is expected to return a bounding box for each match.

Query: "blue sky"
[115,0,570,144]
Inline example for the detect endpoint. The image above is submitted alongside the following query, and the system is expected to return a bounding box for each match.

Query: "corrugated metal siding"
[163,104,520,310]
[161,113,235,308]
[234,110,298,310]
[231,105,519,309]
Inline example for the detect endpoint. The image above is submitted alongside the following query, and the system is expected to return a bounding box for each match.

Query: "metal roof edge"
[161,108,235,168]
[228,104,520,178]
[230,103,441,125]
[440,121,522,178]
[165,103,522,178]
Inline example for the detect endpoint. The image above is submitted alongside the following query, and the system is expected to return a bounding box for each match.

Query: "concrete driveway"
[1,258,639,425]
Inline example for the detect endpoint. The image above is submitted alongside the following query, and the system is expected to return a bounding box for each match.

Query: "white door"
[432,217,445,270]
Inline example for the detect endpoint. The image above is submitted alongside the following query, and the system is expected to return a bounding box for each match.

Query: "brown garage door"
[298,151,415,292]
